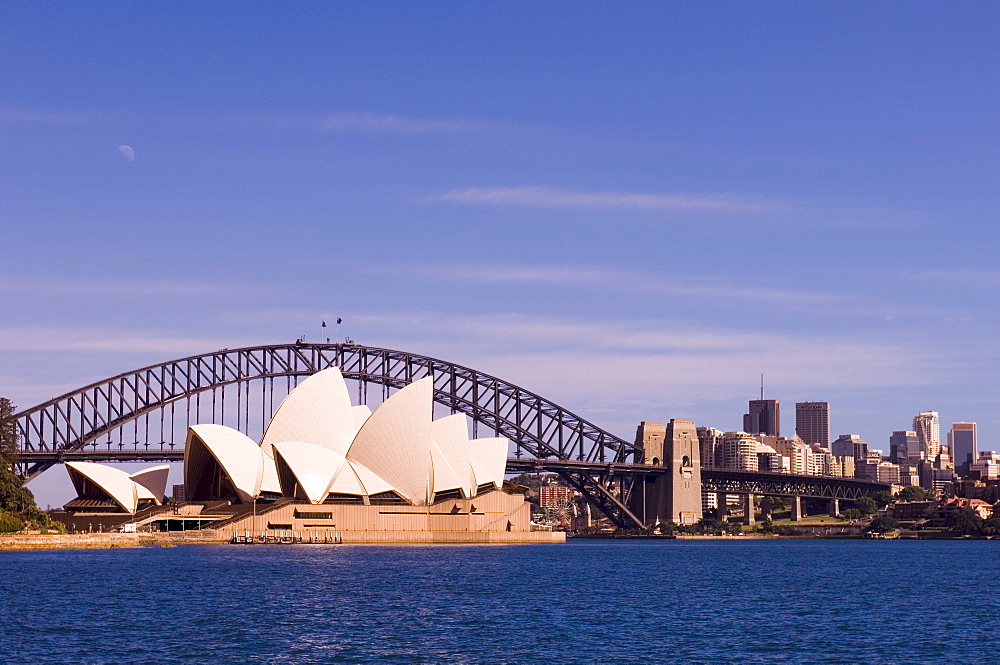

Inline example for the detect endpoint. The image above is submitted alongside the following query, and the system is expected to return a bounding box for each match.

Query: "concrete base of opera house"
[218,489,565,544]
[49,490,565,545]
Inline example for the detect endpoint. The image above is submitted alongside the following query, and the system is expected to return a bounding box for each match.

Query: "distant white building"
[721,431,762,471]
[913,411,941,461]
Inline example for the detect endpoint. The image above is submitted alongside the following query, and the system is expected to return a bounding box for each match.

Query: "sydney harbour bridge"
[11,342,888,528]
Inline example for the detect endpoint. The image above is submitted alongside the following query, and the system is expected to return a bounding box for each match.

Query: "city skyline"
[2,4,998,505]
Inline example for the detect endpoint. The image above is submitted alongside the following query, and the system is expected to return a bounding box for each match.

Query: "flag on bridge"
[321,320,327,327]
[336,317,343,324]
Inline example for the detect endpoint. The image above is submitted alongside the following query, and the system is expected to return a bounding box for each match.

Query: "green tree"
[896,485,931,502]
[980,512,1000,537]
[855,497,877,516]
[0,511,24,533]
[657,520,679,535]
[867,516,900,534]
[840,508,862,520]
[0,398,17,463]
[874,491,894,508]
[0,398,52,528]
[943,508,983,536]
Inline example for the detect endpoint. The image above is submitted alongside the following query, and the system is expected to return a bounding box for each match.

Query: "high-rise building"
[948,422,977,476]
[795,402,830,446]
[744,400,780,437]
[889,431,918,464]
[538,482,573,511]
[913,411,941,461]
[764,436,813,475]
[722,431,763,471]
[696,426,724,469]
[831,434,868,461]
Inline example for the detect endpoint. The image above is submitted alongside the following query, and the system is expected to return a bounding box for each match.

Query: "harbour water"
[1,539,997,664]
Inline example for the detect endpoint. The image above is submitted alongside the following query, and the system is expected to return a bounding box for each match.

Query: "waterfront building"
[913,411,941,461]
[183,370,509,507]
[59,367,559,542]
[795,401,830,446]
[948,422,977,476]
[941,497,994,519]
[63,462,169,513]
[889,431,918,464]
[743,400,780,437]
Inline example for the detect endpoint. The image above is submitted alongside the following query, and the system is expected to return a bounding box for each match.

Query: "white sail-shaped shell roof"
[271,441,344,504]
[429,441,465,497]
[351,404,372,438]
[431,413,474,497]
[181,366,512,507]
[347,377,434,505]
[259,447,282,495]
[66,462,141,513]
[327,459,394,497]
[129,465,170,502]
[469,437,509,491]
[185,424,264,503]
[261,367,356,455]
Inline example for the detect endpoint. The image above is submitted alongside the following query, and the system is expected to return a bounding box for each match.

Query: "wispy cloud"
[398,262,977,321]
[428,185,785,213]
[0,327,252,355]
[402,262,911,315]
[0,276,269,299]
[0,107,93,126]
[0,106,485,134]
[275,111,480,133]
[897,269,1000,290]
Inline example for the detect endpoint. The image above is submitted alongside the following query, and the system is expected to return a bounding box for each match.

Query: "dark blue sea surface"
[1,539,998,664]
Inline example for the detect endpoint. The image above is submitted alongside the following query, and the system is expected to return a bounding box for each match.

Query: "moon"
[118,145,135,162]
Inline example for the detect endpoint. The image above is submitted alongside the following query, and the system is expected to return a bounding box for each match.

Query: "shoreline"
[0,532,229,552]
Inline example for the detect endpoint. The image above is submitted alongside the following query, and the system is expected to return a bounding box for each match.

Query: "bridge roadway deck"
[508,457,890,499]
[19,451,890,500]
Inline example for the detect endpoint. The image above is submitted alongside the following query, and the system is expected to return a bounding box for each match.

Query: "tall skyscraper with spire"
[744,400,780,437]
[795,402,830,446]
[912,411,941,460]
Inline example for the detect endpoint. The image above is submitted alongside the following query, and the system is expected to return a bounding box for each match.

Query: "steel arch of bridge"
[13,342,645,524]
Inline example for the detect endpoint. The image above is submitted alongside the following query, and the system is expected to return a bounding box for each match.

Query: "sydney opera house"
[59,368,562,543]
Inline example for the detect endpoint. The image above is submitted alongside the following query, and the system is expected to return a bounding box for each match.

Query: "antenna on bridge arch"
[760,373,764,400]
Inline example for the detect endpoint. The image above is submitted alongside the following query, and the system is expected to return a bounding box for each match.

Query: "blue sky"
[2,3,998,505]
